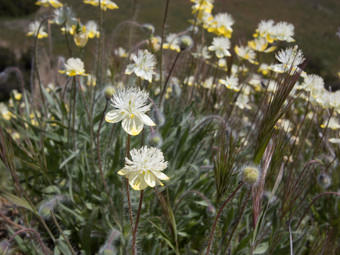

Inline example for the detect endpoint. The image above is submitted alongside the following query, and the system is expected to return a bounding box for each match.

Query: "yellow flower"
[36,0,63,8]
[0,103,12,120]
[12,90,22,101]
[59,58,87,76]
[118,146,169,190]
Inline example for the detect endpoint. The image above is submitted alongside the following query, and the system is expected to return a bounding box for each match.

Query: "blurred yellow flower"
[27,21,48,39]
[0,103,12,121]
[12,90,22,101]
[36,0,63,8]
[59,58,87,76]
[83,0,118,11]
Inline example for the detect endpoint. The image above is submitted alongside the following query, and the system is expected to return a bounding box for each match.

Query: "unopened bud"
[242,166,260,185]
[104,86,115,100]
[317,173,331,189]
[180,35,193,51]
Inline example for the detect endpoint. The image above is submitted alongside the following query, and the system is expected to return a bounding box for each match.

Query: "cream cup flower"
[219,75,240,92]
[83,0,118,11]
[118,146,169,190]
[36,0,63,8]
[105,87,156,136]
[86,21,100,38]
[208,37,231,58]
[125,50,156,83]
[59,58,87,76]
[27,21,48,39]
[273,46,304,75]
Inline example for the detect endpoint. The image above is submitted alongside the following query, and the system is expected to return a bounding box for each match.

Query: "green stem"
[125,135,134,230]
[132,190,144,255]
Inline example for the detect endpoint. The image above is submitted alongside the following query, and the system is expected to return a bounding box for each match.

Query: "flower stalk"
[206,182,243,255]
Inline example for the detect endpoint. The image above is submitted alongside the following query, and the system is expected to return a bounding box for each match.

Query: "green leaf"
[1,193,35,213]
[59,150,80,169]
[253,242,269,254]
[148,219,176,251]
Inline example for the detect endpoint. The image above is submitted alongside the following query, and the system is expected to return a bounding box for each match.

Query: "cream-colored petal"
[130,175,148,190]
[105,110,124,123]
[144,172,156,187]
[117,168,128,176]
[152,171,169,181]
[122,117,143,136]
[138,113,156,126]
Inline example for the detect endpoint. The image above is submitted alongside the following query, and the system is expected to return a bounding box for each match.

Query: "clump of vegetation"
[1,0,340,254]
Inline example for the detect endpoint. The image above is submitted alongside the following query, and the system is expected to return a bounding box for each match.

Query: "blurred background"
[0,0,340,100]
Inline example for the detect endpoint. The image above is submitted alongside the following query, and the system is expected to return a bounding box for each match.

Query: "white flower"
[276,119,293,133]
[105,87,155,136]
[86,21,100,38]
[248,74,263,91]
[59,58,86,76]
[163,33,181,52]
[27,21,48,39]
[329,138,340,144]
[83,0,119,11]
[219,75,240,91]
[255,20,275,42]
[266,80,279,92]
[273,46,304,74]
[114,47,128,58]
[184,76,196,87]
[36,0,63,8]
[236,94,251,110]
[321,117,340,130]
[248,37,276,53]
[0,103,12,120]
[192,45,211,59]
[298,74,324,93]
[208,37,231,58]
[118,146,169,190]
[202,77,215,89]
[258,63,271,75]
[272,22,295,42]
[208,12,234,38]
[235,45,258,64]
[52,6,75,25]
[125,50,156,82]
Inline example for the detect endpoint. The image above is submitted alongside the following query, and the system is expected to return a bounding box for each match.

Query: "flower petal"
[138,113,156,126]
[105,110,124,123]
[152,171,169,181]
[122,117,143,136]
[144,172,156,187]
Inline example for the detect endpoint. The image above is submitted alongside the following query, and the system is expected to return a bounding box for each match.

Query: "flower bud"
[180,35,193,51]
[104,86,115,100]
[73,24,88,48]
[317,173,331,189]
[242,166,260,185]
